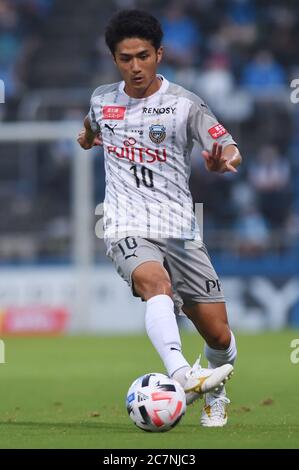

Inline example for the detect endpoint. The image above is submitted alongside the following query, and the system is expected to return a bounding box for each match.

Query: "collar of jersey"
[118,74,169,100]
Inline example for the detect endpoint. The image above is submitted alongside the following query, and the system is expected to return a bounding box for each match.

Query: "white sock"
[204,330,237,369]
[145,294,190,377]
[172,365,190,386]
[204,331,237,398]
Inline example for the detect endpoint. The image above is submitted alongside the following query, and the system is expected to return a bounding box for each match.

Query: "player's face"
[114,38,163,98]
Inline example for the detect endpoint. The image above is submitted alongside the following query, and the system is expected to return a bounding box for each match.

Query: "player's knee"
[145,278,172,299]
[207,328,231,350]
[134,275,172,300]
[149,278,172,298]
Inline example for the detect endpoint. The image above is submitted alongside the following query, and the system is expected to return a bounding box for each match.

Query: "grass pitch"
[0,331,298,449]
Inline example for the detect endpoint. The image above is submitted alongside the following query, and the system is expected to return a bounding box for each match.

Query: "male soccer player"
[77,10,241,427]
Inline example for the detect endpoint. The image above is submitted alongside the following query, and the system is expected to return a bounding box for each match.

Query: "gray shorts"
[106,237,225,313]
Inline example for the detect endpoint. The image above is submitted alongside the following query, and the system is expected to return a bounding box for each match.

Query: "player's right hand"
[77,128,103,149]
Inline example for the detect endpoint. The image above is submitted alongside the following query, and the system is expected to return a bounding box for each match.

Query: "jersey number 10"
[130,165,154,188]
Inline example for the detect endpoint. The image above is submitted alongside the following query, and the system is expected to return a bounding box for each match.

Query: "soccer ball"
[126,373,186,432]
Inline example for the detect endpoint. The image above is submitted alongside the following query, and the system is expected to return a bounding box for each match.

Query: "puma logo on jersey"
[104,123,117,134]
[142,107,176,115]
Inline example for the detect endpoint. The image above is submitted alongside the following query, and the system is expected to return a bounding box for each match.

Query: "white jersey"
[88,75,237,250]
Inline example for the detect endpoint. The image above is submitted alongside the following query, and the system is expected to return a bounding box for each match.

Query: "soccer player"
[77,9,241,427]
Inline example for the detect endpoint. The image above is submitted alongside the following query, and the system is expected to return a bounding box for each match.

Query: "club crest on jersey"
[149,124,166,144]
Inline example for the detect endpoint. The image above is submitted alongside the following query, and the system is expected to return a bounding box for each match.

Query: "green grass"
[0,331,298,449]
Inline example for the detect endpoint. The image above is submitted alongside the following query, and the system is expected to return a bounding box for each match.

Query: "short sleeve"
[87,102,101,134]
[86,83,119,134]
[188,101,237,149]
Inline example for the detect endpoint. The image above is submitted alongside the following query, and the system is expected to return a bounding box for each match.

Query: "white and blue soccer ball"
[126,373,186,432]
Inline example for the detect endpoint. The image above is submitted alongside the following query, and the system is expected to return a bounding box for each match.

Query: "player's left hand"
[202,143,238,173]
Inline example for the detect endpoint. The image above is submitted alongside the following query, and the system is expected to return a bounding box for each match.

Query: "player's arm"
[202,143,242,173]
[77,115,102,150]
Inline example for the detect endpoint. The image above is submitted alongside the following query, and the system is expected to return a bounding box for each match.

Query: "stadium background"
[0,0,299,450]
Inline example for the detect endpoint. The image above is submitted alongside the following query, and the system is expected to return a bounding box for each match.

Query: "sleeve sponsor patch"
[208,124,227,139]
[103,106,126,120]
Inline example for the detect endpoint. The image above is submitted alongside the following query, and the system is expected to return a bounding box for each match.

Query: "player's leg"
[133,259,232,397]
[182,301,237,427]
[164,239,235,416]
[108,236,229,397]
[132,260,191,380]
[107,236,191,381]
[181,301,234,352]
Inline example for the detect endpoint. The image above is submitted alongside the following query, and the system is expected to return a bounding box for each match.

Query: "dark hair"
[105,9,163,56]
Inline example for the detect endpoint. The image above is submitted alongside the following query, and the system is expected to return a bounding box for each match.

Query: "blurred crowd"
[1,0,299,262]
[0,0,52,106]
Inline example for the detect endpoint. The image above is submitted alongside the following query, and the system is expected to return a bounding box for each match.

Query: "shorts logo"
[205,279,221,293]
[208,124,227,139]
[149,124,166,144]
[103,106,126,120]
[124,249,138,260]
